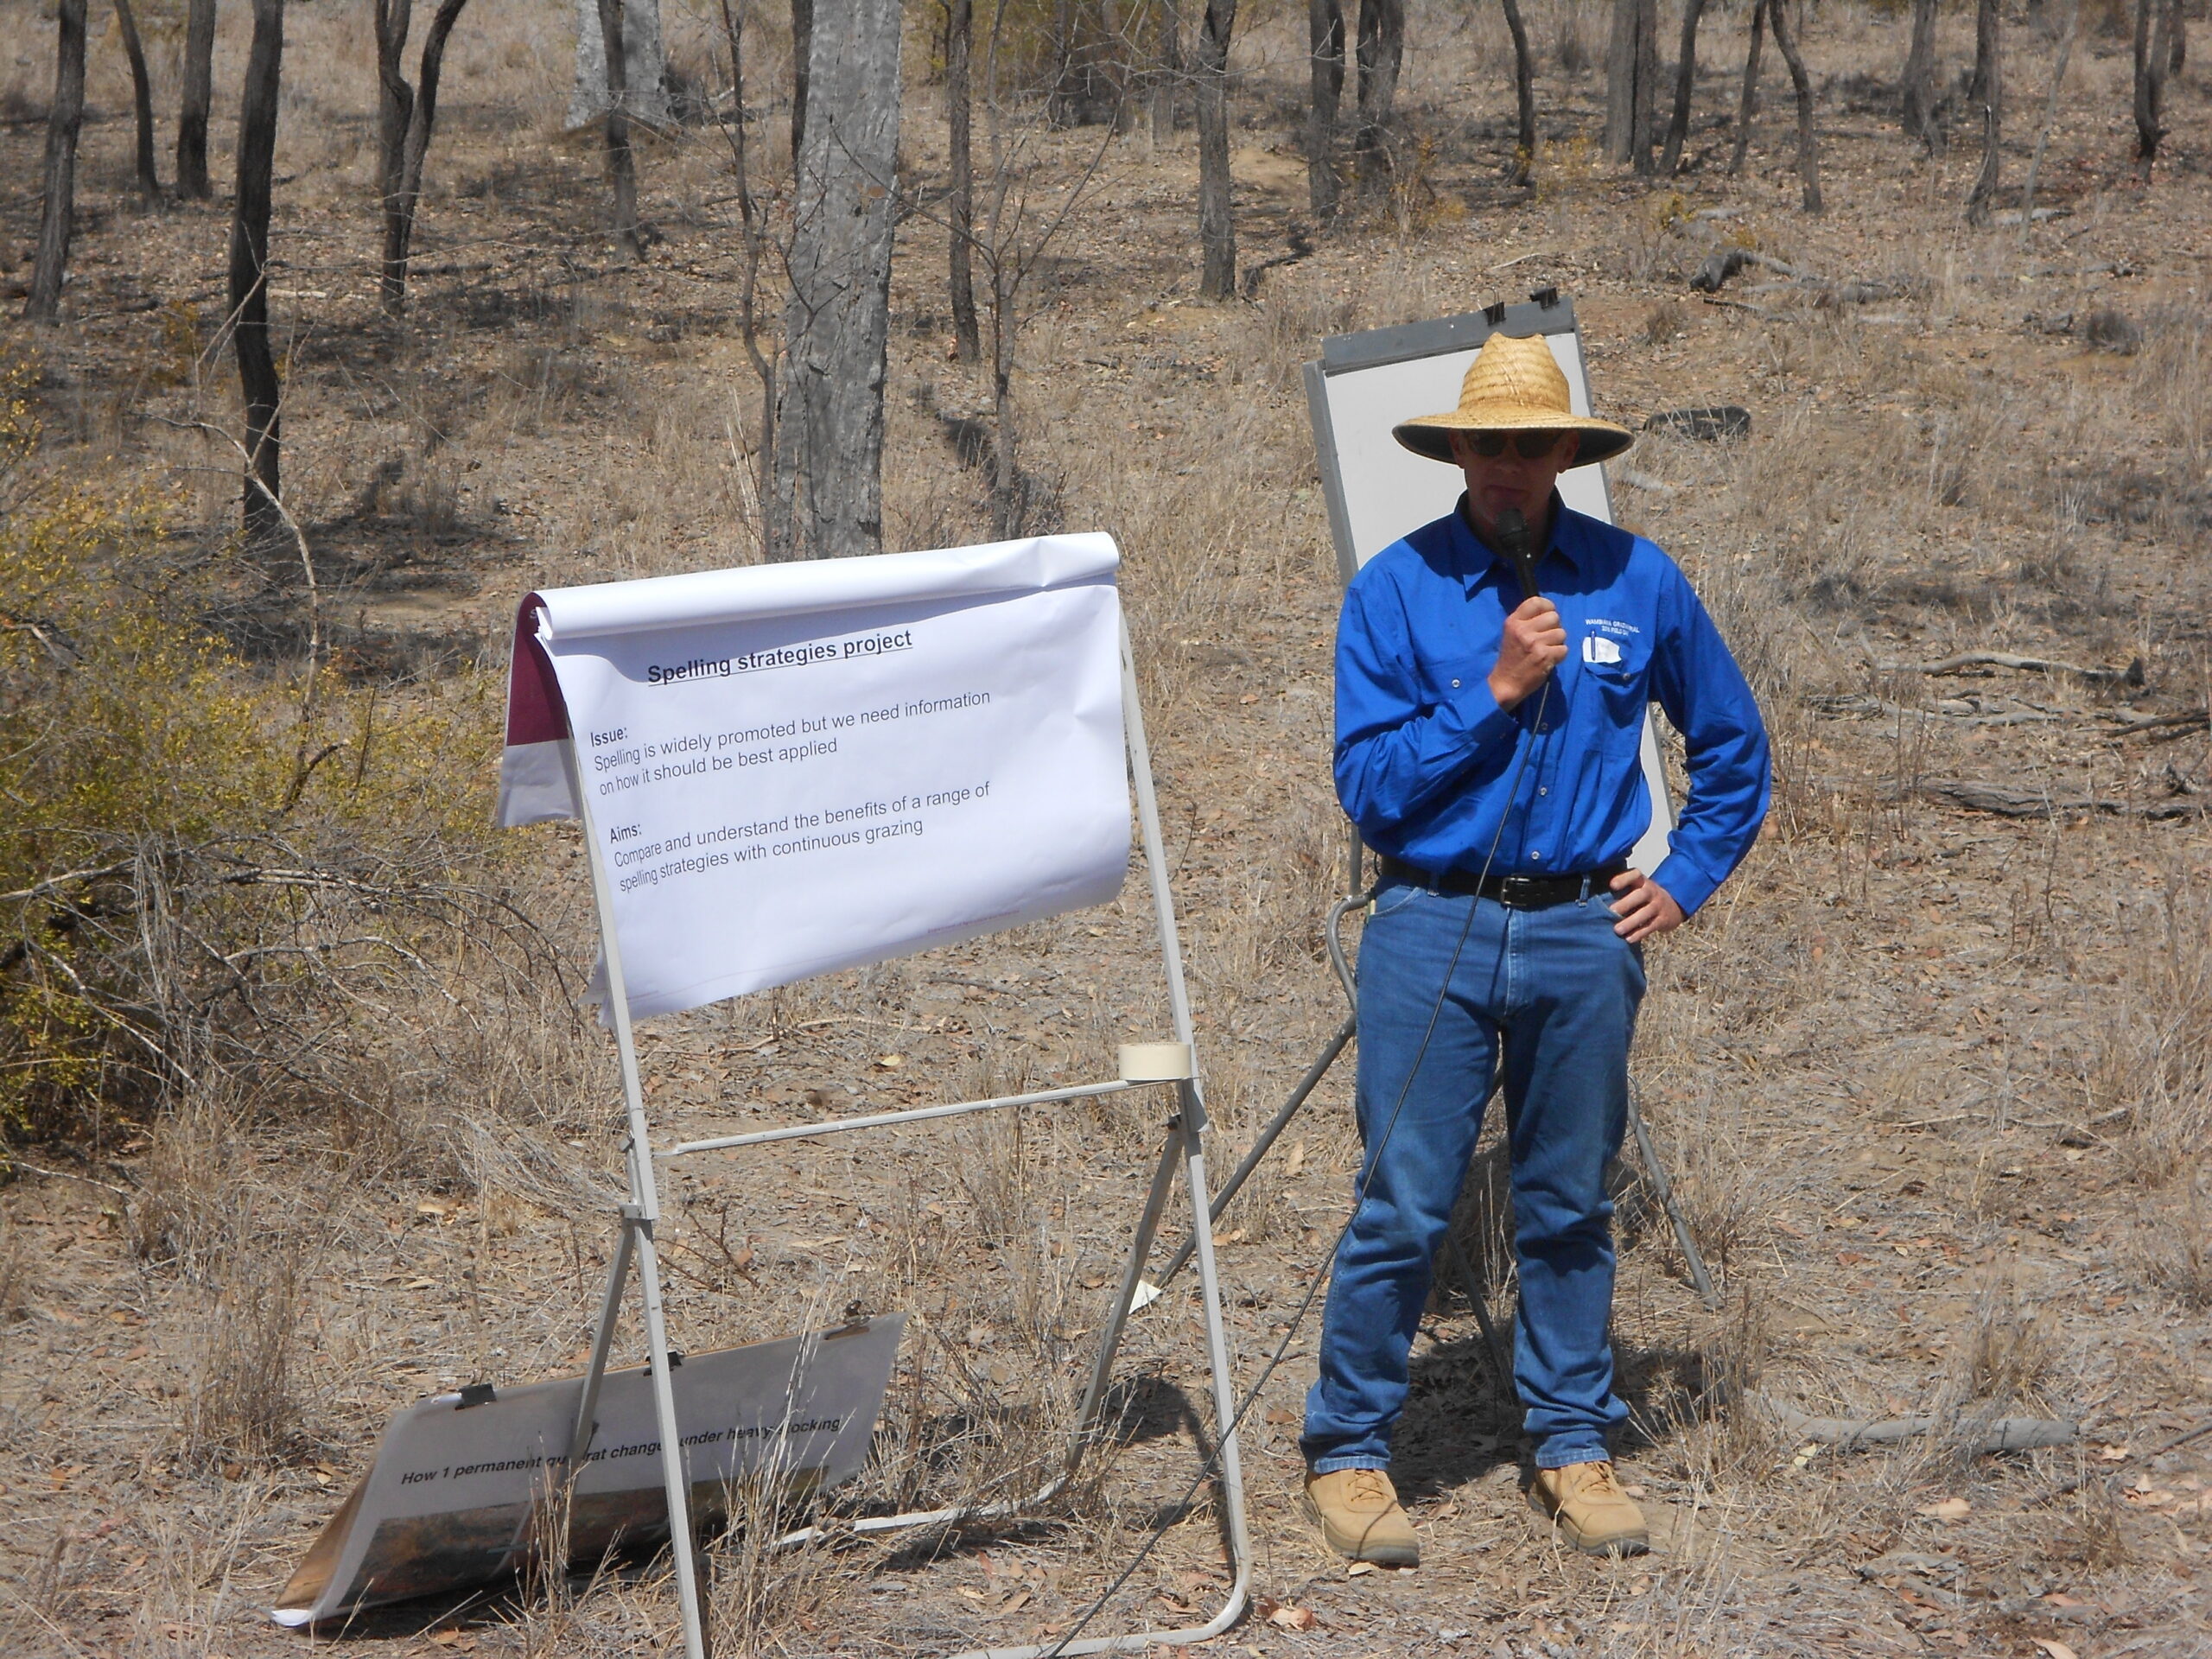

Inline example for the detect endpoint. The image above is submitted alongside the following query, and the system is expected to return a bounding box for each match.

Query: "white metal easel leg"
[562,743,710,1659]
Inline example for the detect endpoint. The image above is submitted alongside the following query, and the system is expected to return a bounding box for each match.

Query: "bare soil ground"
[3,0,2211,1653]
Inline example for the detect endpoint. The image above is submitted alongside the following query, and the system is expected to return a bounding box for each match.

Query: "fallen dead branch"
[2112,706,2210,739]
[2033,1414,2212,1504]
[1688,246,1914,308]
[1761,1395,2077,1453]
[1912,779,2205,820]
[1872,649,2145,687]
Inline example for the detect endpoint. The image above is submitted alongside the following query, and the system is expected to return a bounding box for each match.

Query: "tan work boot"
[1528,1461,1649,1556]
[1302,1467,1421,1567]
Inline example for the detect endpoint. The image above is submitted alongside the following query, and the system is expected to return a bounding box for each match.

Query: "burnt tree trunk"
[791,0,812,159]
[114,0,160,200]
[1901,0,1942,149]
[769,0,900,559]
[1966,0,2001,218]
[375,0,416,309]
[384,0,471,309]
[1502,0,1536,183]
[1604,0,1660,172]
[177,0,215,198]
[948,0,979,360]
[1659,0,1706,175]
[231,0,286,544]
[1352,0,1402,191]
[27,0,87,321]
[1728,0,1764,175]
[1306,0,1344,218]
[2133,0,2177,175]
[1193,0,1237,297]
[1769,0,1821,210]
[597,0,643,258]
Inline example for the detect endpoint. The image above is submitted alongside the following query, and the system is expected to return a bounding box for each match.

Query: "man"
[1301,332,1770,1564]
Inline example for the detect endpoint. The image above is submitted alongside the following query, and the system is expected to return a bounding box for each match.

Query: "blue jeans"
[1302,877,1643,1473]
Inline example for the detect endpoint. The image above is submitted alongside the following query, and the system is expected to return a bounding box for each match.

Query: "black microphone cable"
[1041,518,1557,1657]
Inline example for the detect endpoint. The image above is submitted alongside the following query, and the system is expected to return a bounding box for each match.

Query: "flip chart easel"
[535,585,1249,1659]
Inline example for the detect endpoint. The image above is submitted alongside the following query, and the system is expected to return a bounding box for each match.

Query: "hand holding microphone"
[1485,510,1566,712]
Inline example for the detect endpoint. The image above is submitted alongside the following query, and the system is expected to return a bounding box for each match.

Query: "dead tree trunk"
[769,0,901,560]
[1965,0,2000,219]
[791,0,812,159]
[1502,0,1536,183]
[1729,0,1764,175]
[1306,0,1344,217]
[1194,0,1236,297]
[383,0,471,309]
[2018,0,2075,221]
[1660,0,1707,175]
[1604,0,1659,172]
[375,0,416,308]
[948,0,979,360]
[114,0,160,201]
[26,0,87,321]
[1152,0,1181,142]
[1352,0,1403,192]
[231,0,286,546]
[714,0,775,530]
[597,0,643,258]
[1901,0,1942,149]
[2133,0,2177,176]
[178,0,216,197]
[1768,0,1821,210]
[569,0,669,127]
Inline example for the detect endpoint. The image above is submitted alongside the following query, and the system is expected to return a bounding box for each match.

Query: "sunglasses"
[1460,430,1568,460]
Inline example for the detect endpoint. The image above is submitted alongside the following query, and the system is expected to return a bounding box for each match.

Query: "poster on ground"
[272,1315,905,1628]
[498,535,1129,1020]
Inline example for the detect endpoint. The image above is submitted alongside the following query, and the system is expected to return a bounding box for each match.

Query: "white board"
[499,536,1130,1020]
[272,1316,904,1628]
[1305,308,1674,874]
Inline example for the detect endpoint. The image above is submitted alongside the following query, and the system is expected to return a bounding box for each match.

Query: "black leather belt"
[1376,856,1629,910]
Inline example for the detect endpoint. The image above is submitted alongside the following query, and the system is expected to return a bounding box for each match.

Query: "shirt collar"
[1452,490,1582,593]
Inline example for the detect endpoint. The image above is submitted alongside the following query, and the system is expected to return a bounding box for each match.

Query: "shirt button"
[1537,722,1550,732]
[1451,678,1461,689]
[1531,851,1546,861]
[1538,786,1548,796]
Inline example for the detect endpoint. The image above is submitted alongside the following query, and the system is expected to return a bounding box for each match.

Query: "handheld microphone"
[1497,507,1540,601]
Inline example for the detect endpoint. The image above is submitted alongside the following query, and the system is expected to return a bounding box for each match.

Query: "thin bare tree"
[178,0,217,197]
[947,0,980,360]
[1729,0,1765,176]
[1353,0,1403,192]
[2018,0,2076,226]
[791,0,813,158]
[26,0,88,322]
[711,0,778,532]
[231,0,287,545]
[1768,0,1821,211]
[114,0,160,202]
[2133,0,2179,177]
[1306,0,1344,217]
[1151,0,1182,142]
[1964,0,2000,219]
[1901,0,1942,149]
[769,0,901,558]
[597,0,644,258]
[1605,0,1659,172]
[374,0,474,313]
[1501,0,1536,183]
[1660,0,1707,175]
[1193,0,1237,296]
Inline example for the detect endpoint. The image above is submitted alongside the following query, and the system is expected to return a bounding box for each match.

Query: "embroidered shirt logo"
[1582,635,1624,665]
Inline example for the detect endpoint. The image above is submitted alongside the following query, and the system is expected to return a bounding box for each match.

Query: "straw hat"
[1393,332,1635,467]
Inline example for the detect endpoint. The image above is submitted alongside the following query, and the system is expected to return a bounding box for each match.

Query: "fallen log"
[1914,779,2205,820]
[1762,1395,2077,1454]
[1872,649,2145,687]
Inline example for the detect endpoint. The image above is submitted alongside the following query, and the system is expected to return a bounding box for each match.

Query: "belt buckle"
[1497,873,1539,907]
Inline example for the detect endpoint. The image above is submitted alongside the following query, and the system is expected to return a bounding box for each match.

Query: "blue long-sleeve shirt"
[1334,496,1770,917]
